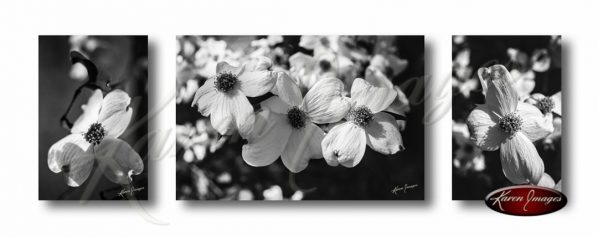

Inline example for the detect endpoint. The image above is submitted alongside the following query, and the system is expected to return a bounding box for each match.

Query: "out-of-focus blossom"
[453,77,479,99]
[467,65,553,184]
[506,47,555,100]
[191,166,210,197]
[370,54,408,79]
[192,57,275,136]
[243,75,350,172]
[289,52,354,91]
[453,121,485,173]
[322,78,403,167]
[48,89,143,186]
[69,35,100,56]
[291,190,304,201]
[531,49,551,72]
[176,119,226,163]
[263,185,283,200]
[194,38,229,78]
[453,35,466,45]
[238,189,254,200]
[452,47,478,98]
[68,36,132,84]
[250,35,283,58]
[510,69,536,100]
[216,172,232,184]
[177,78,199,104]
[452,48,473,80]
[299,35,339,57]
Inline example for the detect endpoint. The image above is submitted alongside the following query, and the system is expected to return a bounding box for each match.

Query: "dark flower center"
[319,60,332,71]
[537,97,555,114]
[287,106,307,129]
[85,122,106,145]
[348,105,374,127]
[499,112,523,136]
[214,72,238,92]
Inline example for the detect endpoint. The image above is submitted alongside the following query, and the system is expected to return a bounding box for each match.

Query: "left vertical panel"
[39,36,149,200]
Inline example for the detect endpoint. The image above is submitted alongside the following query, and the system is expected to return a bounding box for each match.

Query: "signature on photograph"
[391,184,419,195]
[118,186,145,198]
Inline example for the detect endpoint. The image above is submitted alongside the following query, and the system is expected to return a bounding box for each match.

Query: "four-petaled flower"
[467,65,553,184]
[322,78,404,167]
[242,73,351,172]
[48,89,144,187]
[192,57,275,136]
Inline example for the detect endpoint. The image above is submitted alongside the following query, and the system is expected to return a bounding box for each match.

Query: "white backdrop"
[0,0,595,236]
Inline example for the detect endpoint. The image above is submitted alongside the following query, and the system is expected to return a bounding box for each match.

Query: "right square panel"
[452,35,562,200]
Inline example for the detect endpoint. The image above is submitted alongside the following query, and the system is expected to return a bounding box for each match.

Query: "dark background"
[39,36,148,200]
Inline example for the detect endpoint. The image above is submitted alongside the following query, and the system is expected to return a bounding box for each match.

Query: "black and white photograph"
[176,35,425,200]
[452,35,562,200]
[39,35,149,200]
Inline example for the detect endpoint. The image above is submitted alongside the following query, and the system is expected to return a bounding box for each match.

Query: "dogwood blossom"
[322,78,403,167]
[467,65,553,184]
[192,57,275,136]
[48,89,143,186]
[242,74,350,172]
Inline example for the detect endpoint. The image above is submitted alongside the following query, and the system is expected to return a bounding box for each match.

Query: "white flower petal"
[242,110,292,167]
[71,89,104,134]
[289,52,316,73]
[245,56,273,71]
[537,173,556,188]
[98,89,133,138]
[518,102,554,142]
[479,65,518,115]
[385,86,411,116]
[272,72,303,107]
[551,92,562,116]
[237,70,275,97]
[511,69,535,100]
[48,134,94,187]
[210,90,255,137]
[298,35,320,50]
[365,67,394,89]
[500,132,544,185]
[235,57,275,97]
[554,180,562,191]
[261,96,292,114]
[466,104,508,151]
[281,123,325,173]
[321,122,366,168]
[216,61,243,75]
[94,138,144,185]
[365,112,404,155]
[477,67,489,95]
[302,78,351,124]
[192,79,218,116]
[350,78,397,114]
